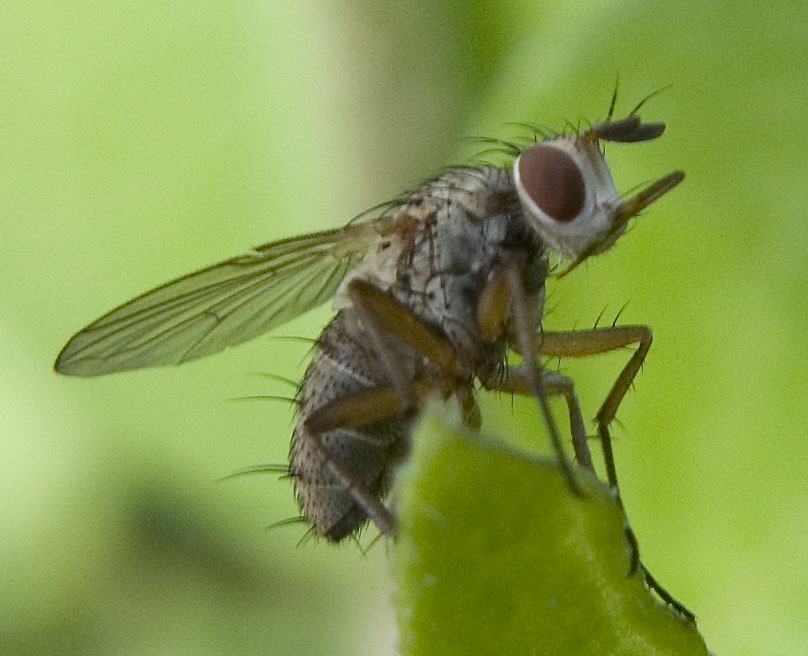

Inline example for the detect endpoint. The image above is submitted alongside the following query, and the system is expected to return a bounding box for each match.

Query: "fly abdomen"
[291,310,412,541]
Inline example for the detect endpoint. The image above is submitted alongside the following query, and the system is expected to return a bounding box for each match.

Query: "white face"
[513,117,683,266]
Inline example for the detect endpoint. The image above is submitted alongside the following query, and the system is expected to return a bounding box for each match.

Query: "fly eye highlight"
[516,145,585,223]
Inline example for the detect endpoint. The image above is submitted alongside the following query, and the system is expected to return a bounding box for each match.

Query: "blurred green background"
[3,1,806,654]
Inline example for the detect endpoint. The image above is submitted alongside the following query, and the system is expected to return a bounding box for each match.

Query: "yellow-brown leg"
[303,279,478,537]
[537,326,694,622]
[348,280,468,373]
[537,325,652,498]
[478,265,579,492]
[302,385,416,536]
[485,367,594,472]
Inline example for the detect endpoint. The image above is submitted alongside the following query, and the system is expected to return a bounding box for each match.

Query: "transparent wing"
[55,222,387,376]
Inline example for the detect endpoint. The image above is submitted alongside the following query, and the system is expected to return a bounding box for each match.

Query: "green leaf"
[393,403,710,656]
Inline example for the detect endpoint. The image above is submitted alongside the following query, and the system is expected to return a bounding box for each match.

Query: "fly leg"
[536,325,652,501]
[303,382,437,537]
[537,326,695,622]
[483,367,594,472]
[477,264,579,492]
[347,278,470,410]
[298,278,477,538]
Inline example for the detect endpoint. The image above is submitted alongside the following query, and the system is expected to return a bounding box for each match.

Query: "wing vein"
[55,222,381,375]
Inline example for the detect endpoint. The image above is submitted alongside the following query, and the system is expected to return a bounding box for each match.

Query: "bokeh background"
[3,1,807,654]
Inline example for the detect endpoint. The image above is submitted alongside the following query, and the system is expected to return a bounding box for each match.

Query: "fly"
[55,95,689,618]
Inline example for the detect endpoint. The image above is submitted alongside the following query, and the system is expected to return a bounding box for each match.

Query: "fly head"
[513,115,683,274]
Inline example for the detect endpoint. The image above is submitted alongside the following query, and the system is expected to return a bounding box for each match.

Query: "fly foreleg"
[492,331,694,623]
[478,264,579,493]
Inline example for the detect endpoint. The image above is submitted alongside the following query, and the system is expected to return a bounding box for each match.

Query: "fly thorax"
[401,207,516,366]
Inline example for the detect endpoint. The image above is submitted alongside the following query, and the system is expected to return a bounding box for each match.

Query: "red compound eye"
[518,145,585,223]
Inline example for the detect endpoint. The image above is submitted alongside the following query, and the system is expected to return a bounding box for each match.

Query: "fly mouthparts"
[557,170,684,279]
[617,170,685,223]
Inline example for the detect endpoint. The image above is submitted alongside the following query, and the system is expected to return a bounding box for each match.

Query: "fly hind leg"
[301,384,434,539]
[298,279,478,540]
[347,278,469,410]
